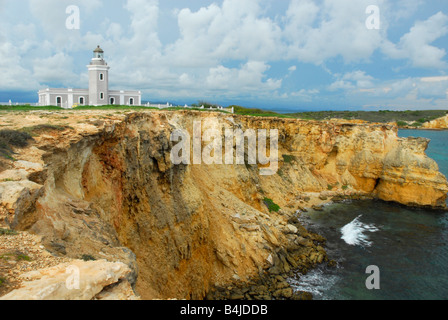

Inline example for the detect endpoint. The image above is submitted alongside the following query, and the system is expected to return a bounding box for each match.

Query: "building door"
[56,97,62,107]
[110,97,115,105]
[129,98,134,106]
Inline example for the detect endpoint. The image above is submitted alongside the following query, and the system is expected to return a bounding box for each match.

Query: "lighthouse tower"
[87,45,110,106]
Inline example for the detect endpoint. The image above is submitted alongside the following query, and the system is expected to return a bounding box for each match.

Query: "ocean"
[289,129,448,300]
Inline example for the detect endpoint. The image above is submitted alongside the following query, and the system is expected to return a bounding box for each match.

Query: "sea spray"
[340,215,379,247]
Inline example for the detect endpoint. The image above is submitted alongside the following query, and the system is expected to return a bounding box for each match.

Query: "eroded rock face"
[0,111,447,300]
[422,114,448,129]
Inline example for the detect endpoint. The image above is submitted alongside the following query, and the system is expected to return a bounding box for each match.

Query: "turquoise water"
[290,129,448,300]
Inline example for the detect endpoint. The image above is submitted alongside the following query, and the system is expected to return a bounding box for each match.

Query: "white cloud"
[284,0,386,64]
[164,0,282,67]
[382,12,448,68]
[329,70,375,91]
[0,42,40,91]
[206,61,281,94]
[33,52,79,86]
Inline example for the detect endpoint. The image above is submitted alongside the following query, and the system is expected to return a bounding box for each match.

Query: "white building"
[38,46,141,108]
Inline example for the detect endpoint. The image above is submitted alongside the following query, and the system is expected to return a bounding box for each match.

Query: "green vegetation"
[20,124,73,136]
[282,154,297,163]
[231,105,294,118]
[1,104,447,128]
[288,109,448,125]
[327,184,334,191]
[81,254,96,261]
[263,197,281,213]
[0,277,6,287]
[0,252,30,261]
[342,185,349,190]
[0,105,61,112]
[0,228,18,236]
[16,254,31,261]
[0,129,32,160]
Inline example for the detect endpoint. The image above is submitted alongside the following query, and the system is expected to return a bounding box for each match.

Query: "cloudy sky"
[0,0,448,111]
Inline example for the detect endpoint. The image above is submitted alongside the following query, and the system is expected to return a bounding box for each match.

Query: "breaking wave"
[340,215,379,247]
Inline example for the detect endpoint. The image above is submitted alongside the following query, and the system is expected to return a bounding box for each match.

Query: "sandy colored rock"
[0,259,138,300]
[422,114,448,129]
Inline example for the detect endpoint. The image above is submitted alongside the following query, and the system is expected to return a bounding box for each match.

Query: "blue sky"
[0,0,448,112]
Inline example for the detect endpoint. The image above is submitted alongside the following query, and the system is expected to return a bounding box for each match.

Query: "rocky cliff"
[0,110,447,300]
[422,114,448,129]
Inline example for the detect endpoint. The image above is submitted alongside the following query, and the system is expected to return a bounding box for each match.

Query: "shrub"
[0,129,32,159]
[342,185,349,190]
[282,154,297,163]
[327,184,334,191]
[81,254,96,261]
[263,197,281,213]
[0,228,18,236]
[16,254,31,261]
[0,130,32,148]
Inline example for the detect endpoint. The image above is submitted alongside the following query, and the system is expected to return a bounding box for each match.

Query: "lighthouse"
[88,46,110,106]
[38,45,142,108]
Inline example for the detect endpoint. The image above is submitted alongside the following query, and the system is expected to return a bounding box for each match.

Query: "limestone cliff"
[0,110,447,300]
[422,114,448,129]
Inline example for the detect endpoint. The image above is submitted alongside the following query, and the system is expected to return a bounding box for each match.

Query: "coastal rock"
[0,260,139,300]
[0,110,446,300]
[422,114,448,129]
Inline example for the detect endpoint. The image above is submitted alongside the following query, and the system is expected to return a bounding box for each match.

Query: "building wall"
[38,89,89,107]
[109,90,141,106]
[88,59,110,106]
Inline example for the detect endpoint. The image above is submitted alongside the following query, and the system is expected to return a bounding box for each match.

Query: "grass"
[0,105,61,112]
[263,197,281,213]
[16,254,31,261]
[20,124,73,136]
[0,252,31,261]
[0,228,18,236]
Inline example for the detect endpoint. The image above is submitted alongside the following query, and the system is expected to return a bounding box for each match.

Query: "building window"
[129,98,134,105]
[110,97,115,105]
[79,97,85,105]
[56,96,62,107]
[100,92,104,100]
[99,73,104,81]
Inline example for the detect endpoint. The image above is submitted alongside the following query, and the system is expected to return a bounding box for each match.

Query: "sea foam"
[341,215,379,247]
